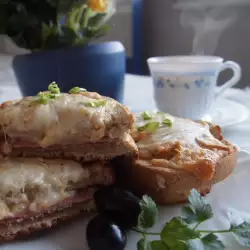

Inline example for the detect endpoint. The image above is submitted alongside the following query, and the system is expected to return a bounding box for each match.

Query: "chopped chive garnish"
[69,87,87,94]
[48,82,60,94]
[37,82,61,104]
[83,100,107,108]
[141,111,153,120]
[137,122,160,133]
[37,92,49,104]
[162,118,172,127]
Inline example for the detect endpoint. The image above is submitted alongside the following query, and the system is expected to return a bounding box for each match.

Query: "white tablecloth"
[0,65,249,151]
[0,57,250,250]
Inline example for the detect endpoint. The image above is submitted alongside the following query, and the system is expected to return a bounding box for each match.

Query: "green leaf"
[187,237,224,250]
[137,122,160,133]
[161,217,200,249]
[88,13,106,27]
[182,206,198,224]
[231,222,250,247]
[138,195,158,230]
[66,4,88,32]
[85,24,110,39]
[2,0,112,50]
[169,241,188,250]
[42,23,51,41]
[82,7,92,28]
[150,240,169,250]
[187,239,204,250]
[137,238,152,250]
[201,233,225,250]
[74,5,86,27]
[162,118,172,127]
[58,26,78,46]
[69,86,86,94]
[141,111,153,121]
[183,189,213,224]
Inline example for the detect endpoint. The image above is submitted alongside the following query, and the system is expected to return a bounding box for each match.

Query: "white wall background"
[98,0,133,57]
[142,0,250,88]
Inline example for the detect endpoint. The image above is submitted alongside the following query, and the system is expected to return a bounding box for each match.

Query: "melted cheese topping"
[0,157,90,219]
[0,93,129,147]
[133,112,232,178]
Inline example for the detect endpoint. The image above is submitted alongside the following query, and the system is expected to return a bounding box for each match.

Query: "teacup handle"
[216,61,242,99]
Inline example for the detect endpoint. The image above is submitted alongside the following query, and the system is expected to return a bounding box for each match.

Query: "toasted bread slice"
[0,92,137,160]
[0,133,138,162]
[115,112,238,204]
[116,148,237,205]
[0,92,134,145]
[0,157,114,222]
[0,156,114,243]
[0,199,94,242]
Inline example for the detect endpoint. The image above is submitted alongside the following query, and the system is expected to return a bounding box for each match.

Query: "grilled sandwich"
[0,84,138,241]
[117,111,238,204]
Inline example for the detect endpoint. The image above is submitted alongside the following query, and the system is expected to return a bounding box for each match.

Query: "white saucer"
[203,98,249,127]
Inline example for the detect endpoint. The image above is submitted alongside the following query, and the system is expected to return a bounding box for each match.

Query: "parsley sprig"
[134,189,250,250]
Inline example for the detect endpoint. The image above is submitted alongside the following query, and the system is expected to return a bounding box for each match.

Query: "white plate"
[203,98,249,128]
[2,150,250,250]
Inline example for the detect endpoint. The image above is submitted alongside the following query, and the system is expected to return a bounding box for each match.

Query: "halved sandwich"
[0,84,138,241]
[0,157,114,241]
[117,111,238,204]
[0,84,137,161]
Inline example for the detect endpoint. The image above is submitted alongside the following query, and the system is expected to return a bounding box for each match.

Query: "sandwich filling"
[0,157,114,220]
[132,111,235,180]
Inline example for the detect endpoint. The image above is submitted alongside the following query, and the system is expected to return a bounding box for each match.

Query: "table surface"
[0,61,249,151]
[0,56,250,250]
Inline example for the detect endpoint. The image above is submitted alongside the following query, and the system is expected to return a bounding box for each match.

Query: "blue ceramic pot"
[12,41,126,102]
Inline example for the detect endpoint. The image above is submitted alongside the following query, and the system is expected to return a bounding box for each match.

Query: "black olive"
[94,186,141,229]
[86,215,126,250]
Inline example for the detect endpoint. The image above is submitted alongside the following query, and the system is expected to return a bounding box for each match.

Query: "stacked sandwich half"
[0,84,137,241]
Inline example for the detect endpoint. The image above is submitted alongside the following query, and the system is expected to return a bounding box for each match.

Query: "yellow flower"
[88,0,108,12]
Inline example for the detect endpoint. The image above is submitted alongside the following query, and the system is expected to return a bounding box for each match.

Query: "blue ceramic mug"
[12,41,126,102]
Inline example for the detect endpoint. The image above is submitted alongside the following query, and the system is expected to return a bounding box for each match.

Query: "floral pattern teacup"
[147,56,241,120]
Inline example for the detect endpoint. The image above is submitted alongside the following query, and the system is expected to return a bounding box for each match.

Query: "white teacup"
[147,56,242,120]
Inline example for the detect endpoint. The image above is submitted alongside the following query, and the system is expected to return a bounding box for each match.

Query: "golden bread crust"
[117,112,238,204]
[0,200,95,242]
[119,147,237,205]
[0,92,134,147]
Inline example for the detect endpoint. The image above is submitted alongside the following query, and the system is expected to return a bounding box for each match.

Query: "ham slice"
[3,188,96,223]
[0,133,138,163]
[0,200,95,242]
